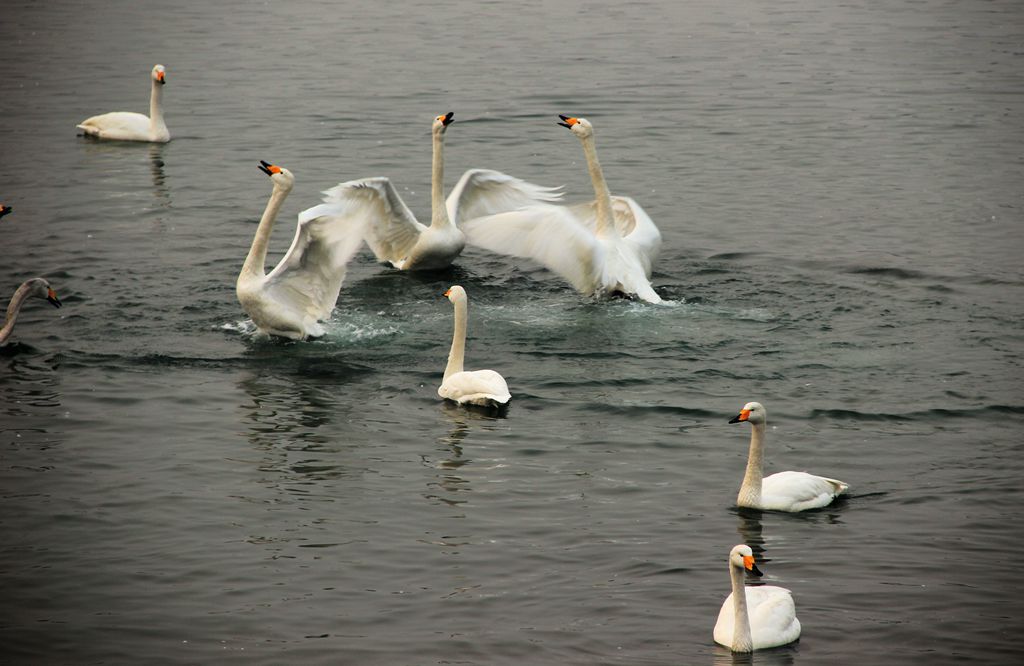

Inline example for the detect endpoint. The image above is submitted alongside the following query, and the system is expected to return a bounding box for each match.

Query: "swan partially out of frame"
[1,278,62,347]
[460,115,662,303]
[729,401,849,512]
[235,161,366,340]
[713,544,801,652]
[318,113,464,271]
[438,285,510,408]
[77,64,170,143]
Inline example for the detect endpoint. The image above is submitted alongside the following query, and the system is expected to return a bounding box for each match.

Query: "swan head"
[258,160,295,190]
[432,112,454,136]
[729,401,766,425]
[0,204,11,220]
[729,544,763,576]
[557,115,594,139]
[152,64,166,86]
[26,278,62,309]
[444,285,467,304]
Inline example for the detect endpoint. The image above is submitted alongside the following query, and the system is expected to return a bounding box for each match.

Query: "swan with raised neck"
[729,401,849,512]
[713,544,801,652]
[438,285,510,408]
[76,64,170,143]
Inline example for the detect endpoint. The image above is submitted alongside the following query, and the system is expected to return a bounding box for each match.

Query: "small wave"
[809,404,1024,422]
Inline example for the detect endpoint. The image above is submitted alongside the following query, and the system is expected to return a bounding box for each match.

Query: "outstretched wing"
[461,204,602,295]
[262,204,368,323]
[319,177,425,265]
[614,196,661,266]
[446,168,563,225]
[566,196,662,270]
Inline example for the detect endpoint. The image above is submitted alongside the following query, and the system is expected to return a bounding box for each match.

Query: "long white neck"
[444,297,467,381]
[149,79,167,135]
[729,562,754,652]
[240,183,290,281]
[580,134,620,240]
[738,422,766,508]
[430,131,451,228]
[0,281,35,346]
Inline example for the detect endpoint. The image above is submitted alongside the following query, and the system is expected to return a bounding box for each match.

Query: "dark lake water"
[2,0,1023,663]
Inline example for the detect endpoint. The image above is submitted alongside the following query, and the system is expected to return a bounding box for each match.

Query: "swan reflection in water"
[149,143,171,208]
[236,361,359,482]
[421,401,510,510]
[711,644,798,666]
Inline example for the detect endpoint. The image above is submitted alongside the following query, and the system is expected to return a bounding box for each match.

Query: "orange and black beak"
[438,112,454,127]
[157,70,166,85]
[258,160,281,177]
[443,288,452,298]
[729,409,751,424]
[0,204,11,219]
[558,114,578,129]
[46,288,62,309]
[742,554,763,577]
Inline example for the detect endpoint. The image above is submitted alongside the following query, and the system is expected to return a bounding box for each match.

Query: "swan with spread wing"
[460,115,662,303]
[235,161,366,340]
[317,113,463,271]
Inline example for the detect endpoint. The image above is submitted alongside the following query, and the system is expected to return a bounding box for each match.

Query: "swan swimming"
[438,285,510,408]
[317,113,465,271]
[77,64,170,143]
[1,278,63,347]
[713,544,801,652]
[235,161,366,340]
[729,401,849,512]
[460,115,662,303]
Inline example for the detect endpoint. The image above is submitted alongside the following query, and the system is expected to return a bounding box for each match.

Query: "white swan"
[729,401,849,512]
[317,112,465,271]
[235,160,366,340]
[713,544,801,652]
[439,285,510,408]
[460,115,662,303]
[77,64,170,143]
[1,278,63,346]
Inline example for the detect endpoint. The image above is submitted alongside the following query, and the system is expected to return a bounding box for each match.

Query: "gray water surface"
[2,0,1023,664]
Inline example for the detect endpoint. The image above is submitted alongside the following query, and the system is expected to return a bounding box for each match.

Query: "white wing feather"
[565,196,661,270]
[77,112,151,138]
[761,471,850,512]
[446,168,563,224]
[319,177,425,265]
[261,204,367,325]
[439,369,511,406]
[714,585,801,650]
[461,205,603,295]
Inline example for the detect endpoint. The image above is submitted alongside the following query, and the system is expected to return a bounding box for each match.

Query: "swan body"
[1,277,62,346]
[235,161,366,340]
[77,65,170,143]
[460,115,662,303]
[713,544,801,652]
[320,113,465,271]
[439,286,510,408]
[729,401,849,512]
